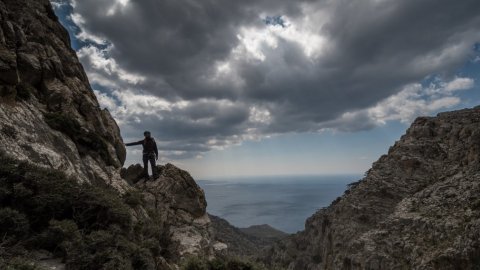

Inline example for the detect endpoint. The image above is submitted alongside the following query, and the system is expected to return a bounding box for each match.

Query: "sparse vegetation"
[123,189,146,207]
[0,152,165,269]
[0,152,264,269]
[181,256,268,270]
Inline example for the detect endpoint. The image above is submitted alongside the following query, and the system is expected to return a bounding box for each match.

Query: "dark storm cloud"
[56,0,480,159]
[71,0,311,96]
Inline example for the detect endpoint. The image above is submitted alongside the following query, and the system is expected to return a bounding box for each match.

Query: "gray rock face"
[0,0,127,190]
[124,163,214,260]
[265,107,480,270]
[0,0,215,266]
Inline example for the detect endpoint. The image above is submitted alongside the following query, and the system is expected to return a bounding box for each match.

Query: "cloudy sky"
[51,0,480,179]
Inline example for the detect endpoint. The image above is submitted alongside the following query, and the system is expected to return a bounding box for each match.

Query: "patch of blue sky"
[449,46,480,108]
[52,4,85,50]
[52,3,109,51]
[420,44,480,106]
[264,15,287,27]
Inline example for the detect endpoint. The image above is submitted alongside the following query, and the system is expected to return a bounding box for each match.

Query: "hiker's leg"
[142,154,149,178]
[149,154,157,178]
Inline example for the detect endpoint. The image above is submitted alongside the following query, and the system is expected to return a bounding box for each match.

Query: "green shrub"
[34,220,81,257]
[181,257,266,270]
[0,152,165,270]
[0,208,29,242]
[123,189,145,207]
[73,187,132,231]
[182,257,207,270]
[131,247,155,270]
[0,256,45,270]
[225,259,257,270]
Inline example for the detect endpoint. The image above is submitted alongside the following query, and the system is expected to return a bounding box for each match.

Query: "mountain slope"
[0,0,127,190]
[264,107,480,269]
[240,224,288,241]
[209,215,288,257]
[0,1,216,268]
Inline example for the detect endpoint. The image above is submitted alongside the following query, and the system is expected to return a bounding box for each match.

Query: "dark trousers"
[143,152,157,178]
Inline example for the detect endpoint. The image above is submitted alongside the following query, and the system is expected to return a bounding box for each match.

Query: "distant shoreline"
[199,175,360,233]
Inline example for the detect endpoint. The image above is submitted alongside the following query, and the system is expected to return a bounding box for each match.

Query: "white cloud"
[444,77,475,92]
[232,14,327,62]
[249,106,272,124]
[51,1,67,8]
[326,76,474,131]
[77,46,145,84]
[366,77,474,124]
[59,0,480,160]
[107,0,130,16]
[93,90,118,111]
[70,13,108,45]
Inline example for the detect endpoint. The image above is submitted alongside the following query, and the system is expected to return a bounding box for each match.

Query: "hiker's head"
[144,131,151,138]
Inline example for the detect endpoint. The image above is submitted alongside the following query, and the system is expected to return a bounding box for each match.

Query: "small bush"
[34,220,81,257]
[182,257,207,270]
[123,189,145,207]
[0,208,29,242]
[73,187,132,231]
[181,257,266,270]
[0,257,45,270]
[0,152,165,270]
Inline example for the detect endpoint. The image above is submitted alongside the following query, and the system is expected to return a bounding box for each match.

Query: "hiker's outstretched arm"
[153,140,159,158]
[125,140,143,146]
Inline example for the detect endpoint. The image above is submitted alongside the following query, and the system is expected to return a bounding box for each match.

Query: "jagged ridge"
[264,107,480,269]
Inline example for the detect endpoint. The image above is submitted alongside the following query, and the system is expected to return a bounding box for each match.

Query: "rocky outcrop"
[265,107,480,269]
[0,0,127,190]
[121,163,291,259]
[0,0,216,267]
[123,163,215,260]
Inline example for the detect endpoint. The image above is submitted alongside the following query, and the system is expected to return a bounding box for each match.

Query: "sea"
[198,175,361,234]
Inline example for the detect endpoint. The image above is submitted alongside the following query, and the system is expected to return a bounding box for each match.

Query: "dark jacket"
[125,138,158,157]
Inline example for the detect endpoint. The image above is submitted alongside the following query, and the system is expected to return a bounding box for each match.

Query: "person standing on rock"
[125,131,159,180]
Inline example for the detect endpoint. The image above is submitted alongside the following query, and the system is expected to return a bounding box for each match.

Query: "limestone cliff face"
[0,0,127,190]
[265,107,480,270]
[122,164,215,260]
[0,0,215,266]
